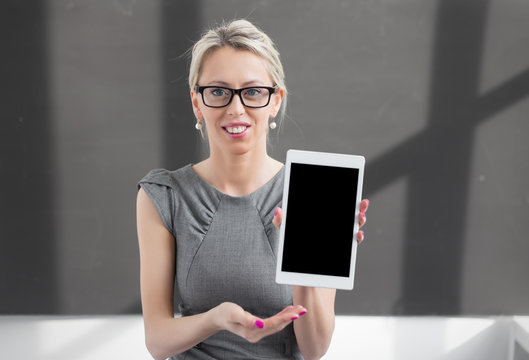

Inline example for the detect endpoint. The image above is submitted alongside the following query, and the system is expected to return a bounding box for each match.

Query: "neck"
[203,142,280,197]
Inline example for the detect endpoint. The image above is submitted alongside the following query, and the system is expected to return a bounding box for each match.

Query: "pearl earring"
[195,119,202,130]
[269,121,277,129]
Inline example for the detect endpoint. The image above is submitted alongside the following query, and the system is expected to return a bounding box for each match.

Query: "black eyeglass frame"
[195,85,277,108]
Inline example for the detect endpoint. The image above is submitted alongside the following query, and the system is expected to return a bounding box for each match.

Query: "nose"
[226,92,245,116]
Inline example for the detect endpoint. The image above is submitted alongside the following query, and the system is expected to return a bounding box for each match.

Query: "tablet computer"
[275,150,365,290]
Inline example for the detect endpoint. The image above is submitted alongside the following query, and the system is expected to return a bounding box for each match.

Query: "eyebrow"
[205,80,268,87]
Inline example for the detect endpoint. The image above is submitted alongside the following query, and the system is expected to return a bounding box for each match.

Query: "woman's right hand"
[211,302,307,343]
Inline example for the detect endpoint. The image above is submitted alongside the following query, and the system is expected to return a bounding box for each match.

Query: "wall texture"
[1,0,528,315]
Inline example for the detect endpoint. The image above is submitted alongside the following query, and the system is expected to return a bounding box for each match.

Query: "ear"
[191,89,203,120]
[269,88,284,118]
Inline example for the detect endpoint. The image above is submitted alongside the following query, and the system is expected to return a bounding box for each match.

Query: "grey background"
[1,0,528,315]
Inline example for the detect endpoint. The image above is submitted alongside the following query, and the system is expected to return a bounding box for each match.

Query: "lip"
[222,122,251,128]
[222,122,251,139]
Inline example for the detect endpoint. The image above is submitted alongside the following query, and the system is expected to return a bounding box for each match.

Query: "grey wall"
[1,0,528,315]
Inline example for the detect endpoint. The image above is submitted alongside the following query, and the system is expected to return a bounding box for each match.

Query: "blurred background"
[1,0,528,317]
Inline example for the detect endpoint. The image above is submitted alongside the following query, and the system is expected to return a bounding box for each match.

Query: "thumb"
[272,207,283,229]
[237,309,265,330]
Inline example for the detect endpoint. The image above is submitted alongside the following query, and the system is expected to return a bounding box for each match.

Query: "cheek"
[255,111,271,128]
[202,109,221,123]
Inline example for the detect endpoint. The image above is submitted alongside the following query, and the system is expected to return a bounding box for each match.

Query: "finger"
[282,305,306,315]
[242,306,307,343]
[272,207,283,230]
[247,310,266,329]
[243,304,301,330]
[248,315,265,329]
[359,199,370,213]
[233,307,265,330]
[274,305,307,322]
[240,315,266,343]
[279,304,305,314]
[358,211,366,228]
[357,230,365,244]
[286,306,307,321]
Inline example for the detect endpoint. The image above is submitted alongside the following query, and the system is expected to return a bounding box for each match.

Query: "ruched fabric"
[137,164,302,360]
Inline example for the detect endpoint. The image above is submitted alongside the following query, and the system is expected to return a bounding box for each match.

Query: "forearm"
[293,286,336,360]
[145,309,219,360]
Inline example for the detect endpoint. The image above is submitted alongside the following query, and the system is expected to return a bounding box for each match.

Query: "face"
[191,46,283,156]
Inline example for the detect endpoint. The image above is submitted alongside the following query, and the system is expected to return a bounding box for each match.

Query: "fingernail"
[274,208,278,216]
[299,311,307,316]
[359,230,364,238]
[361,212,366,218]
[255,320,264,329]
[291,316,299,320]
[366,199,370,206]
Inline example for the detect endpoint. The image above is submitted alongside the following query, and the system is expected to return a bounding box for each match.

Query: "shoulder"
[138,164,222,214]
[136,165,195,238]
[137,165,194,191]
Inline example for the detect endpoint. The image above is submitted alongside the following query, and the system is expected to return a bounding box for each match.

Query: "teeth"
[226,126,247,134]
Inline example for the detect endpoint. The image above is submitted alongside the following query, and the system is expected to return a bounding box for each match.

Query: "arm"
[292,287,336,360]
[136,188,219,359]
[137,188,304,359]
[272,199,370,359]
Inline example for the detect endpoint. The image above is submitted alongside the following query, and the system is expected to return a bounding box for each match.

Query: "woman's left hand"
[273,199,370,244]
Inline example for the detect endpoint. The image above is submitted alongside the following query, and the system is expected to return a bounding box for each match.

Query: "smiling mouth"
[224,125,248,134]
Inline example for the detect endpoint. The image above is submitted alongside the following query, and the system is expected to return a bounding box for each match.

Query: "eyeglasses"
[195,85,276,108]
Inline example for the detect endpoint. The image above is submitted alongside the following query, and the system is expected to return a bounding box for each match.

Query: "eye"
[208,88,229,97]
[243,88,262,97]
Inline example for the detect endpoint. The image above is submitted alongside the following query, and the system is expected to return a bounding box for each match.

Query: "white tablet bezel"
[275,149,365,290]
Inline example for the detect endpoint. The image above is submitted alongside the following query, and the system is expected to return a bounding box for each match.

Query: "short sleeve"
[137,169,176,238]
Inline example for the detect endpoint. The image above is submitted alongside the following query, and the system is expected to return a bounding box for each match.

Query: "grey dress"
[137,164,302,360]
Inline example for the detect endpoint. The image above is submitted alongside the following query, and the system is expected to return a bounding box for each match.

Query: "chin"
[229,145,252,156]
[226,139,264,155]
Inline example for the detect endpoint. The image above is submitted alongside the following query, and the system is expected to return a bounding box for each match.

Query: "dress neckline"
[185,163,284,200]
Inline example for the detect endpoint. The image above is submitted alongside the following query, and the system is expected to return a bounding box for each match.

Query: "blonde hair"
[188,19,287,126]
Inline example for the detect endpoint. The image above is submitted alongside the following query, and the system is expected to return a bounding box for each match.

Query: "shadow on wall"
[160,0,203,312]
[161,1,204,171]
[0,0,58,314]
[365,0,529,315]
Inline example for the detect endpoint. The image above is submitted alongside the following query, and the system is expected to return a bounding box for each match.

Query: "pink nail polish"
[299,311,307,316]
[361,212,366,218]
[255,320,264,329]
[366,199,370,207]
[291,316,299,320]
[274,208,278,216]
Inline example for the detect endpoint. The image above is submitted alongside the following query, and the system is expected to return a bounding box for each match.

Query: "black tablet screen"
[281,163,359,277]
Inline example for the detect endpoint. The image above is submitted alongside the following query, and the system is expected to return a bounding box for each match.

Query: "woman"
[136,19,369,360]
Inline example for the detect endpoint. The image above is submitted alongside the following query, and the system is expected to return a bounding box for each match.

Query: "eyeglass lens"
[202,87,272,108]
